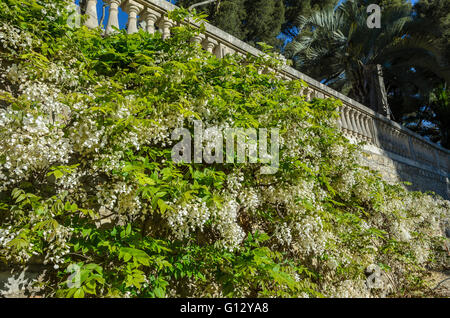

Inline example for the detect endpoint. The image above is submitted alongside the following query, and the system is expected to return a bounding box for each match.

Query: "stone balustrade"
[75,0,449,199]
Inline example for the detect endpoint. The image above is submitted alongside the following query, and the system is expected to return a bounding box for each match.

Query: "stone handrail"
[79,0,449,188]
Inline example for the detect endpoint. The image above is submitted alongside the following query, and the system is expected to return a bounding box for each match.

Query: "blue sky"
[75,0,128,29]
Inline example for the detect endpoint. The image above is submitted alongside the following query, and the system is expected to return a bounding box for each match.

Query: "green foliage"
[403,85,450,148]
[282,0,339,38]
[0,0,448,299]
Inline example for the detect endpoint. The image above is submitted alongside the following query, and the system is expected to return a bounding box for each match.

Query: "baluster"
[84,0,99,29]
[338,106,345,130]
[298,86,305,97]
[357,113,366,140]
[391,127,398,153]
[345,108,353,136]
[384,125,391,150]
[348,108,358,138]
[426,144,434,164]
[381,123,389,149]
[342,105,351,135]
[399,132,406,156]
[359,114,369,142]
[407,136,416,161]
[363,116,373,143]
[105,0,122,34]
[159,16,174,40]
[122,1,143,34]
[300,87,306,99]
[305,88,312,101]
[215,43,227,58]
[414,140,420,161]
[371,118,381,146]
[191,33,206,45]
[355,112,364,141]
[336,106,343,129]
[141,8,161,34]
[353,110,362,140]
[203,37,218,54]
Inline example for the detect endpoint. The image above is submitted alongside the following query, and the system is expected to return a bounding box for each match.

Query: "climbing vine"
[0,0,448,298]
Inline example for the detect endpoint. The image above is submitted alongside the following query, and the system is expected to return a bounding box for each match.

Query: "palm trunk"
[365,64,391,119]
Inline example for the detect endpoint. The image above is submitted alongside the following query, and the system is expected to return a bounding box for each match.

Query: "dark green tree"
[430,87,450,148]
[389,0,450,147]
[282,1,408,39]
[177,0,285,47]
[244,0,285,46]
[403,86,450,148]
[284,0,449,121]
[414,0,450,65]
[211,0,247,39]
[178,0,247,39]
[282,0,338,38]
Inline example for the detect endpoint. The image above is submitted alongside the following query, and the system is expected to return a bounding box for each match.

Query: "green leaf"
[154,287,165,298]
[73,288,85,298]
[157,199,169,214]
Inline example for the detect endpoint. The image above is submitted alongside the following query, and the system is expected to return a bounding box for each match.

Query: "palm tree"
[285,0,449,118]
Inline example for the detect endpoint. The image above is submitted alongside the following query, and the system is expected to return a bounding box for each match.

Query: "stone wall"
[359,146,449,199]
